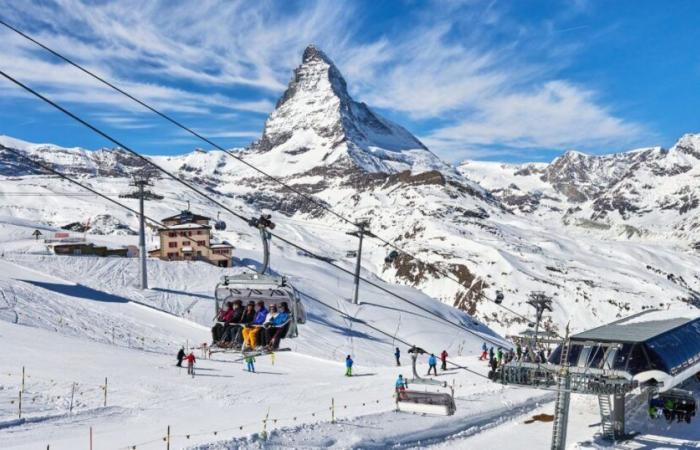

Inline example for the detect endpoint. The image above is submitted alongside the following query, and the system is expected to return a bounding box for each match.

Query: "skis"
[234,347,290,362]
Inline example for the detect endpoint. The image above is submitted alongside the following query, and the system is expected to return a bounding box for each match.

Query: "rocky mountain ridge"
[460,134,700,247]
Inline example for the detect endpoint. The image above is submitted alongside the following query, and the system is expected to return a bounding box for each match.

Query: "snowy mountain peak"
[249,46,442,176]
[302,44,332,64]
[670,133,700,160]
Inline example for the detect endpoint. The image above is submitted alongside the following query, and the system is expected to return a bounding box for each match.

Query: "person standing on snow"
[395,374,407,400]
[176,347,185,367]
[395,347,401,366]
[345,355,354,377]
[185,352,196,377]
[516,343,523,360]
[427,353,438,376]
[440,350,448,371]
[245,354,256,373]
[479,342,488,360]
[497,347,503,366]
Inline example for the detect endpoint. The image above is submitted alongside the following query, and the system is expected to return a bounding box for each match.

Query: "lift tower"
[121,175,161,290]
[346,219,373,305]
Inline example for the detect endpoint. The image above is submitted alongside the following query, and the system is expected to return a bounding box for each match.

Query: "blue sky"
[0,0,698,163]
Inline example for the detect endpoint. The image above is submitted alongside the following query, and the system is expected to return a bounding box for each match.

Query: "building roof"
[571,310,699,343]
[160,223,210,230]
[210,243,233,248]
[161,210,211,223]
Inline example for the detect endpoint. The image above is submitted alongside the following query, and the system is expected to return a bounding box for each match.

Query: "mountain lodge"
[149,210,233,267]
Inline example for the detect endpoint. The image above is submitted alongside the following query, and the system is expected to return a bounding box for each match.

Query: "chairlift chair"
[495,290,504,304]
[395,346,456,416]
[214,273,306,340]
[212,214,305,351]
[214,212,227,231]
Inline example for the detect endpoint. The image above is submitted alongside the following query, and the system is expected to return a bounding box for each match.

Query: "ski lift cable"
[0,19,533,326]
[0,145,223,255]
[0,71,508,349]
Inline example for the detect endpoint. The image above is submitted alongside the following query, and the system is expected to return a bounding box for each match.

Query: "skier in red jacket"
[440,350,448,371]
[185,352,196,377]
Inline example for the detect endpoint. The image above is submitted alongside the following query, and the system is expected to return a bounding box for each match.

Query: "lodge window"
[168,242,177,248]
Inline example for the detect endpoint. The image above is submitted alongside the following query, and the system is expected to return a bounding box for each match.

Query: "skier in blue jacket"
[345,355,353,376]
[427,353,438,376]
[395,374,407,399]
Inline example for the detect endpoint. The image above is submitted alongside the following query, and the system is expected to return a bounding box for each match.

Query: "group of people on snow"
[648,396,694,424]
[480,341,551,376]
[176,347,197,376]
[211,299,291,352]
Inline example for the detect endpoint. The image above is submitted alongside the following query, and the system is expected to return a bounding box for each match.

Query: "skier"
[395,374,407,400]
[394,347,401,366]
[440,350,448,371]
[516,343,522,360]
[176,347,185,367]
[345,355,354,377]
[479,342,488,360]
[488,346,494,362]
[427,353,438,376]
[245,354,256,373]
[185,352,196,377]
[497,347,503,367]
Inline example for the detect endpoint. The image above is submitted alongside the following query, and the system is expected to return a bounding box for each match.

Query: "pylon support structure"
[128,176,154,290]
[346,220,372,305]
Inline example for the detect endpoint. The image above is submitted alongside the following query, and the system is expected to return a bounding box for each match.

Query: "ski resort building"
[550,309,700,386]
[149,210,233,267]
[51,242,129,257]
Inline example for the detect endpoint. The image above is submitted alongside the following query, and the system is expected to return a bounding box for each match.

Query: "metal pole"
[138,181,148,289]
[69,382,75,413]
[352,224,365,305]
[21,366,25,392]
[89,426,93,450]
[166,425,170,450]
[103,377,107,407]
[18,390,22,418]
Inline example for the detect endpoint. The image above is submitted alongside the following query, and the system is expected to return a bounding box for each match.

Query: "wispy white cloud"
[0,0,650,161]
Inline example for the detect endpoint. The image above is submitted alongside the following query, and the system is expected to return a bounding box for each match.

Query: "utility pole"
[122,175,161,290]
[526,291,553,358]
[346,220,372,305]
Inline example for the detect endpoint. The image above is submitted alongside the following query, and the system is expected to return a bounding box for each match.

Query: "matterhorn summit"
[248,45,450,177]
